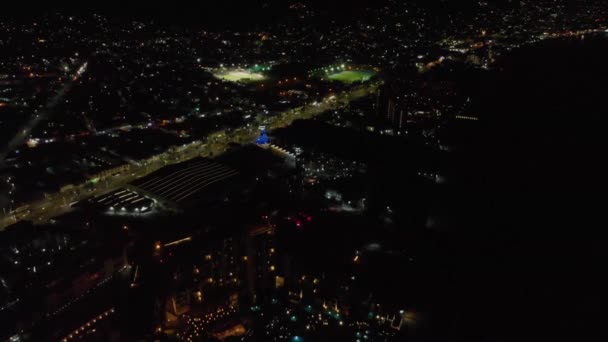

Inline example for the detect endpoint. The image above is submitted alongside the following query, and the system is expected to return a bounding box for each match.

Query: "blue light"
[256,128,269,144]
[292,336,303,342]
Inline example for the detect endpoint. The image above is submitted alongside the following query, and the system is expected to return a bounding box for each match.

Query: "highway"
[0,81,381,230]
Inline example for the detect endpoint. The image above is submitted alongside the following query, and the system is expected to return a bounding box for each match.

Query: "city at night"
[0,1,606,341]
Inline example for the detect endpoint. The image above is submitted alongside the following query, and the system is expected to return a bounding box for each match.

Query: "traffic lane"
[1,82,381,229]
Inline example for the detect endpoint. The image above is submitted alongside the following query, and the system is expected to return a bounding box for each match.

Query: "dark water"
[442,34,607,340]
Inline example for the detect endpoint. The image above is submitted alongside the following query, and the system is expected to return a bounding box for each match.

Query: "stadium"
[310,64,377,84]
[212,64,271,83]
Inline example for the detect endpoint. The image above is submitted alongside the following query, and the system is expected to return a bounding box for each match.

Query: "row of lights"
[62,308,115,342]
[46,265,128,318]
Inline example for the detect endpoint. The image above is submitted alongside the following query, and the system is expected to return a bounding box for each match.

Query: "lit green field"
[327,70,375,83]
[215,70,265,83]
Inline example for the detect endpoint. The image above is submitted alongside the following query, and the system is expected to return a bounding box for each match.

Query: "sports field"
[215,70,265,83]
[327,70,375,83]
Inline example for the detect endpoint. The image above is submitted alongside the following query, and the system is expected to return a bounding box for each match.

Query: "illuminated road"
[0,62,88,164]
[0,81,381,230]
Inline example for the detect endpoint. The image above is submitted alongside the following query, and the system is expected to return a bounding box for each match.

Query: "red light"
[307,216,312,222]
[296,221,302,228]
